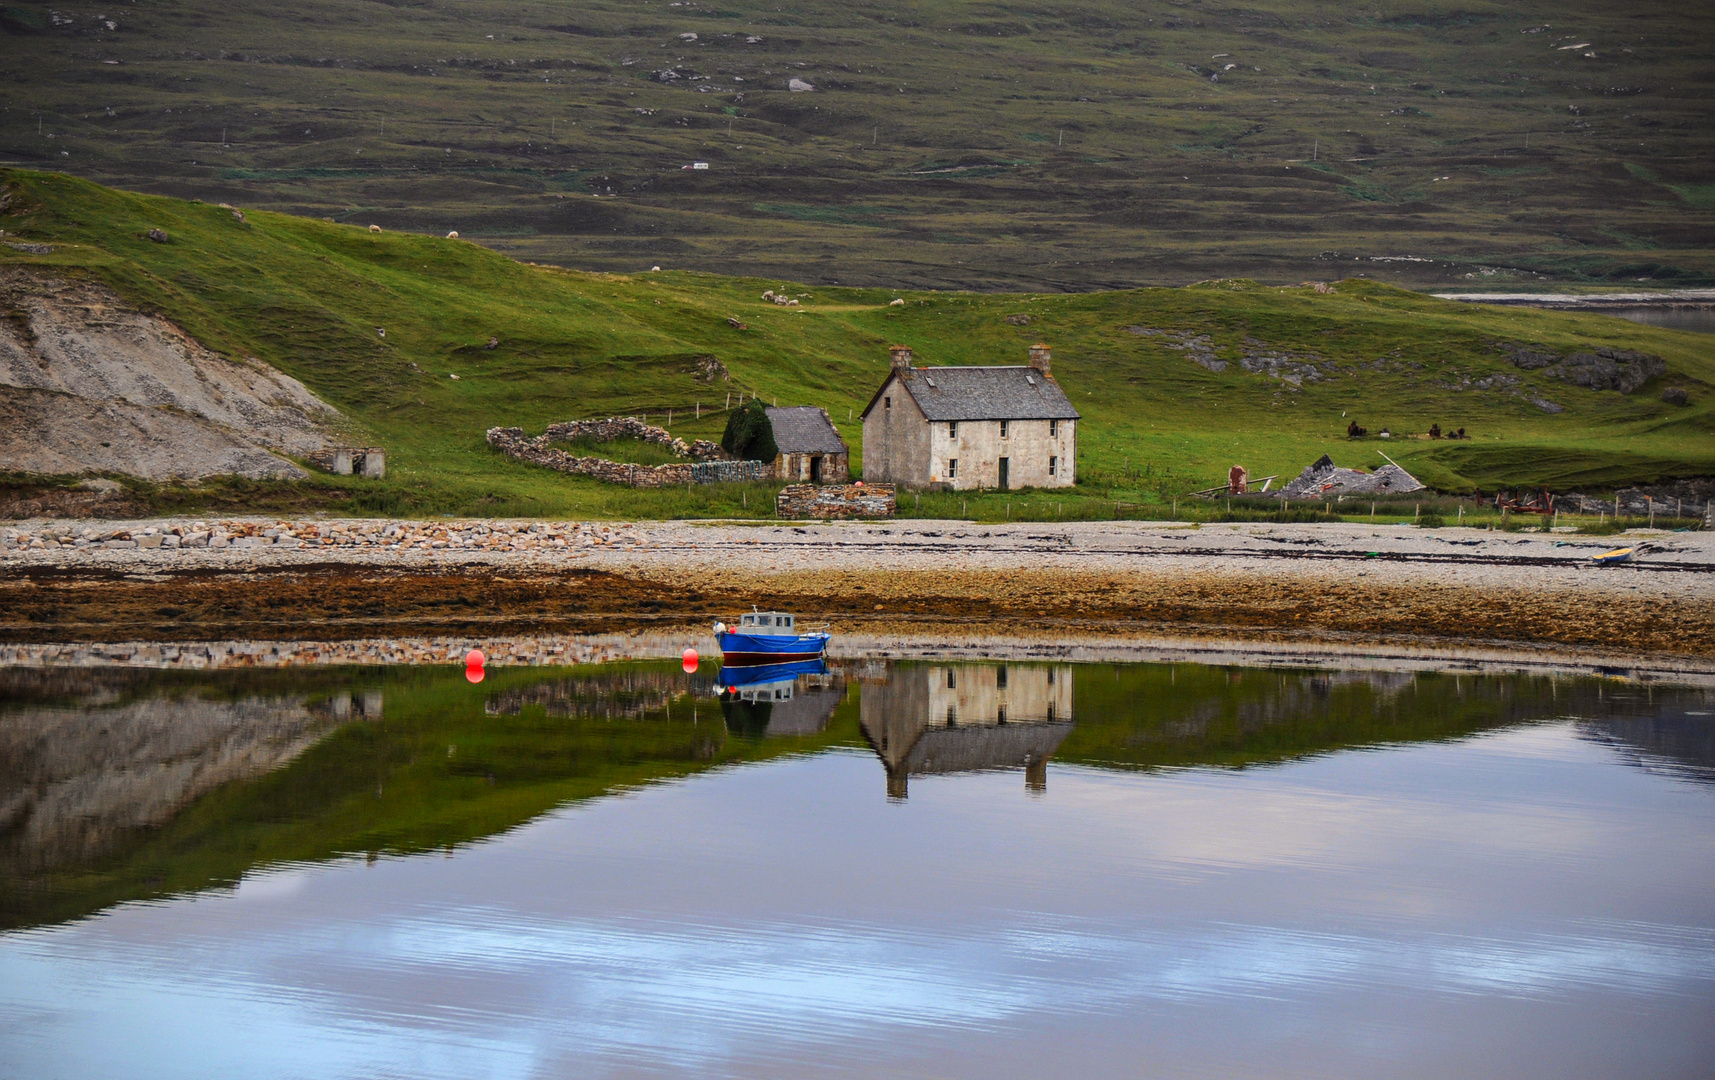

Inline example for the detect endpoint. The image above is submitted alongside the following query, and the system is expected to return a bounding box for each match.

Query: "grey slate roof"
[765,406,847,454]
[868,366,1081,421]
[1275,453,1425,499]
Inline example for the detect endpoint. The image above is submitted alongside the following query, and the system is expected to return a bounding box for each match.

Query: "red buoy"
[682,647,699,673]
[465,649,486,668]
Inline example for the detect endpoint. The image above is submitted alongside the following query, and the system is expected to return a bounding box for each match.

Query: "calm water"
[2,659,1713,1079]
[1601,305,1715,334]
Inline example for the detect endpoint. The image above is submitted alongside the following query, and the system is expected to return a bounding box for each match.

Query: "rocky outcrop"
[0,267,347,480]
[1497,341,1666,393]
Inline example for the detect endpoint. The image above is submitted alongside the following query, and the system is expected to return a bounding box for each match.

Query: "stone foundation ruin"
[776,483,897,519]
[307,446,386,478]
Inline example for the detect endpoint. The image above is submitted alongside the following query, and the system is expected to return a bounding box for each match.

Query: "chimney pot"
[889,345,914,371]
[1028,343,1051,373]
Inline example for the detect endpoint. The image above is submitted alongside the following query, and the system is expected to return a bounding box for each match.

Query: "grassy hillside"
[2,168,1712,519]
[1,0,1712,288]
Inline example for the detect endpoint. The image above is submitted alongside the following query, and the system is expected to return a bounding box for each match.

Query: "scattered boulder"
[1663,387,1689,405]
[146,228,169,244]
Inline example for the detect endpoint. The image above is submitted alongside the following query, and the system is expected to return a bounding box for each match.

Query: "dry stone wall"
[487,422,769,487]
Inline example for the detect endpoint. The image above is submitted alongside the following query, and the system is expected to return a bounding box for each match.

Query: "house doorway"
[998,457,1010,490]
[810,455,824,483]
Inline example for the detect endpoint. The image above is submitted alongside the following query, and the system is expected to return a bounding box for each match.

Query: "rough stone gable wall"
[861,374,932,486]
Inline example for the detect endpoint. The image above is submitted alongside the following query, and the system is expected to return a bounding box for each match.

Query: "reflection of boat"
[717,658,829,689]
[859,662,1075,799]
[714,610,830,665]
[717,659,844,738]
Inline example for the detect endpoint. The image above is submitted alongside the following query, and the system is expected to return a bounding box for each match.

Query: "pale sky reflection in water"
[4,723,1715,1079]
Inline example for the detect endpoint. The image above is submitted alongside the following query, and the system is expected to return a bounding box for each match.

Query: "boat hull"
[718,658,829,688]
[717,631,829,666]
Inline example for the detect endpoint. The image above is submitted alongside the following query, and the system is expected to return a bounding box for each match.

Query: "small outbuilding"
[764,406,849,483]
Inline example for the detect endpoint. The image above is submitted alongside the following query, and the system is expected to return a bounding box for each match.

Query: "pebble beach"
[2,516,1711,664]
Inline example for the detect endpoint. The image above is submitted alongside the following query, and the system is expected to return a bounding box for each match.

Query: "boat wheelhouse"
[715,610,830,666]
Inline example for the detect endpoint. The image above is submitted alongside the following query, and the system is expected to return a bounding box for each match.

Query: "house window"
[948,421,958,438]
[947,458,958,479]
[1050,420,1059,438]
[884,396,891,410]
[1049,456,1058,476]
[999,420,1009,438]
[996,666,1007,689]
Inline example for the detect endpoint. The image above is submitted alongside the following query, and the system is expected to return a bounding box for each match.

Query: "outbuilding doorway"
[810,455,825,483]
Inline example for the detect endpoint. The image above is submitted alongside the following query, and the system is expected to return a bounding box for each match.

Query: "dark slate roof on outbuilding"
[865,366,1081,422]
[765,406,848,453]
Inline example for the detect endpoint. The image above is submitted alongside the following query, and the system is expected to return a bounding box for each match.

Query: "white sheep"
[447,230,460,239]
[369,224,382,233]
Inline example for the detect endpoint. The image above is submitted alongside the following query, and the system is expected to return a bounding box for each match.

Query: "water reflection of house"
[859,662,1074,799]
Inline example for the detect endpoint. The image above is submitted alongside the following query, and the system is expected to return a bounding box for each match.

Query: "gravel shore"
[2,516,1711,659]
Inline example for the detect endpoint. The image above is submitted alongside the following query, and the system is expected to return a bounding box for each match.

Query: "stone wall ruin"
[486,419,771,487]
[775,483,896,518]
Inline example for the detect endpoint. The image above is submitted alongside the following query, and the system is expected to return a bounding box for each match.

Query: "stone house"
[764,406,849,483]
[859,344,1079,490]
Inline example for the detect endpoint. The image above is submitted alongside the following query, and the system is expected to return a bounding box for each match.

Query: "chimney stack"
[1028,343,1051,374]
[889,345,914,371]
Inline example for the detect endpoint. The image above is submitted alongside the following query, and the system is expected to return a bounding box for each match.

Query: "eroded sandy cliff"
[0,268,345,479]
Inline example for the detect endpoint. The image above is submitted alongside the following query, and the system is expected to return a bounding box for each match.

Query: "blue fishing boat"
[714,610,830,666]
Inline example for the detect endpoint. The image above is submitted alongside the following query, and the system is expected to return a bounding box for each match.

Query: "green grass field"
[2,0,1712,289]
[3,168,1712,520]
